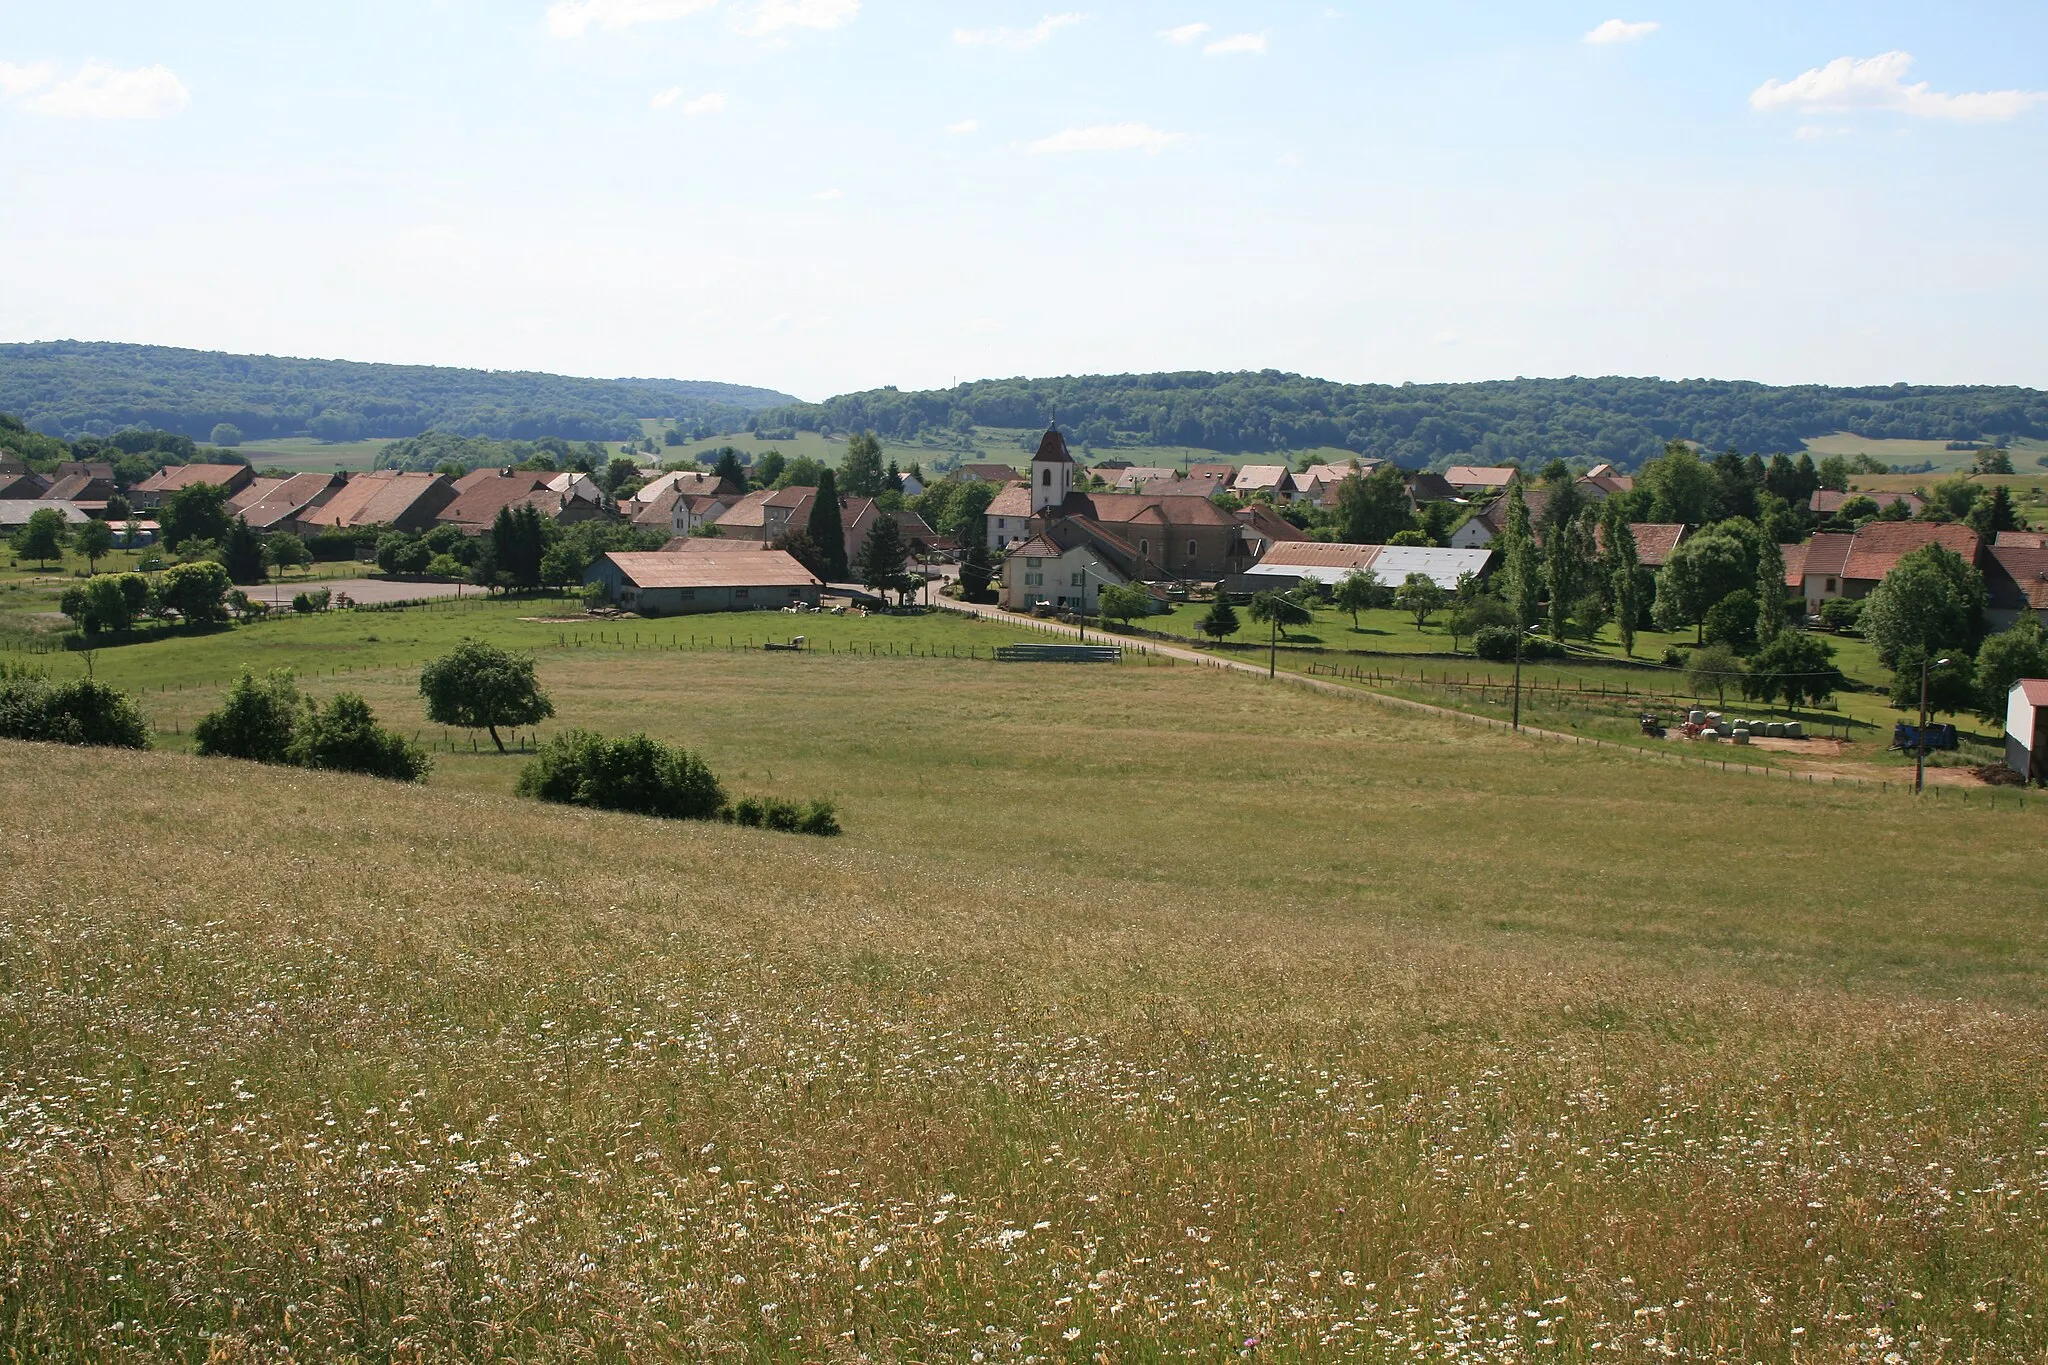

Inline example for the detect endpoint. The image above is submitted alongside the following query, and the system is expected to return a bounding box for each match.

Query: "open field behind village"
[4,633,2048,1361]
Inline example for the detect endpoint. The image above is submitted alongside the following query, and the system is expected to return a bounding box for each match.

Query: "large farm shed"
[588,551,822,616]
[2008,680,2048,785]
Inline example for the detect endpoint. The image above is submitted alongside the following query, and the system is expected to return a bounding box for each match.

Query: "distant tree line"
[759,373,2048,470]
[0,341,795,444]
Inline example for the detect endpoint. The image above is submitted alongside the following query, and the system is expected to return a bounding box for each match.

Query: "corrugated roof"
[604,551,820,589]
[2016,678,2048,706]
[0,499,89,526]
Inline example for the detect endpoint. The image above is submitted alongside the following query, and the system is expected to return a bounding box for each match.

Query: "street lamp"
[1915,656,1953,795]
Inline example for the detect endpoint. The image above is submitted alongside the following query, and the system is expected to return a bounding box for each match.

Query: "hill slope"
[764,372,2048,470]
[3,642,2045,1358]
[0,340,797,444]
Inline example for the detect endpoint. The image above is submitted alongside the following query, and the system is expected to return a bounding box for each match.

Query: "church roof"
[1033,428,1074,465]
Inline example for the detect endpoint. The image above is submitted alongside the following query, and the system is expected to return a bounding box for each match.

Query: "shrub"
[1818,597,1864,633]
[517,731,726,821]
[158,560,233,626]
[194,669,303,763]
[1702,589,1759,654]
[722,796,841,836]
[425,554,467,580]
[290,693,431,782]
[0,674,150,749]
[1472,627,1562,661]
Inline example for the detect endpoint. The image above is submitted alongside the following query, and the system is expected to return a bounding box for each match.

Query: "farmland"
[5,628,2048,1361]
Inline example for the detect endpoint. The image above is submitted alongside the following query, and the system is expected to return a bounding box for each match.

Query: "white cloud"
[946,118,979,135]
[684,92,727,114]
[0,62,55,99]
[650,86,683,109]
[1752,51,2047,122]
[953,13,1084,49]
[813,188,844,199]
[11,62,189,119]
[1583,19,1659,45]
[731,0,859,37]
[1027,122,1180,155]
[545,0,717,39]
[1203,31,1267,57]
[1159,23,1209,45]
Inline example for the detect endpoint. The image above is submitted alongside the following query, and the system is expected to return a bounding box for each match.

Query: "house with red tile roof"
[1986,543,2048,629]
[132,462,253,509]
[1812,488,1925,519]
[297,472,456,533]
[229,472,346,533]
[1780,523,1982,614]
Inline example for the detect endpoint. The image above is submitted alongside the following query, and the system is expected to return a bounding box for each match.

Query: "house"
[132,462,254,509]
[1184,463,1238,494]
[1985,543,2048,629]
[0,500,91,530]
[229,472,346,533]
[1232,465,1298,501]
[1579,464,1635,497]
[898,471,925,499]
[1779,523,1984,615]
[1997,531,2048,550]
[586,550,822,616]
[1812,489,1925,519]
[297,471,457,533]
[632,470,742,504]
[1444,466,1519,495]
[435,468,614,534]
[1233,503,1310,558]
[1405,471,1458,505]
[999,517,1147,614]
[630,488,733,537]
[1781,535,1854,615]
[544,471,607,506]
[0,472,50,501]
[42,473,119,506]
[1233,541,1494,593]
[708,485,880,572]
[958,463,1021,484]
[2006,680,2048,784]
[1112,466,1181,493]
[54,461,116,483]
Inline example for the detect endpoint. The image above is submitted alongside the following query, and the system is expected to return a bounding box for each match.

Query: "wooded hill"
[0,342,797,445]
[761,373,2048,471]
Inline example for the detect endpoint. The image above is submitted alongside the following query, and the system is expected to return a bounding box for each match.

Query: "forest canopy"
[0,342,796,445]
[760,372,2048,471]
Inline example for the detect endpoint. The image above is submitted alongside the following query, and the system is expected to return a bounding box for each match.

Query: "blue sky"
[1,1,2044,400]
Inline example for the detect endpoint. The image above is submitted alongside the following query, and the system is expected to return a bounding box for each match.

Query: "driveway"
[242,578,476,608]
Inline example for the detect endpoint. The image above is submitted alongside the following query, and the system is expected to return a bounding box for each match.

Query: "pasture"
[231,436,395,473]
[4,637,2047,1361]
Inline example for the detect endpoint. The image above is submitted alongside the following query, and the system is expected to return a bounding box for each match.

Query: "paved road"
[937,598,1848,787]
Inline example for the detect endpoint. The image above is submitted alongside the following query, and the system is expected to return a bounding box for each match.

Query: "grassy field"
[1808,432,2048,476]
[5,640,2048,1361]
[231,436,395,473]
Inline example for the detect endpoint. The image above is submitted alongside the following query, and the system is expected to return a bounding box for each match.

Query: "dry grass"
[4,652,2047,1361]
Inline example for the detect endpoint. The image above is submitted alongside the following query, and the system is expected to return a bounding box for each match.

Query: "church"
[984,428,1285,582]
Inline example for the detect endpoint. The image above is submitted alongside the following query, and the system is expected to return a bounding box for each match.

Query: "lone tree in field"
[1198,598,1240,640]
[419,639,556,753]
[1332,568,1389,630]
[15,507,68,568]
[1395,572,1447,629]
[76,518,115,574]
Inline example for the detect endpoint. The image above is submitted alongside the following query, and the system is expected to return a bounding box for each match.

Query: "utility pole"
[1915,656,1950,794]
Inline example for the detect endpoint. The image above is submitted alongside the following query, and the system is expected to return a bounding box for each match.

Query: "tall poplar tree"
[807,470,849,581]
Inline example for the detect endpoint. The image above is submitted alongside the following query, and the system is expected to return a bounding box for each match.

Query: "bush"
[291,587,331,614]
[0,673,150,749]
[1702,589,1759,654]
[158,560,233,626]
[1472,626,1562,661]
[306,531,360,563]
[289,693,431,782]
[1818,598,1864,633]
[723,796,841,836]
[425,554,467,580]
[193,669,302,763]
[517,730,726,821]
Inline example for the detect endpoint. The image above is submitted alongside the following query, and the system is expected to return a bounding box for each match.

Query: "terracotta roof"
[2017,679,2048,706]
[0,474,47,500]
[960,463,1021,483]
[1032,429,1073,465]
[1406,472,1458,503]
[602,550,820,589]
[1842,522,1980,583]
[1792,533,1854,581]
[1184,463,1237,486]
[1813,489,1925,516]
[661,535,773,553]
[985,486,1034,519]
[1987,546,2048,612]
[0,456,24,475]
[136,463,251,494]
[1621,523,1687,569]
[298,471,454,529]
[633,470,739,502]
[1077,491,1239,527]
[1996,531,2048,549]
[437,471,563,528]
[631,488,682,528]
[55,461,115,482]
[1255,542,1379,572]
[42,474,117,502]
[232,472,344,529]
[1112,466,1180,490]
[1236,504,1310,543]
[1445,466,1518,488]
[1781,541,1808,587]
[1579,473,1634,496]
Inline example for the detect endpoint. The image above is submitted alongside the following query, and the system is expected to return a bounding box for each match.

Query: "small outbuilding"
[2007,679,2048,785]
[588,550,822,616]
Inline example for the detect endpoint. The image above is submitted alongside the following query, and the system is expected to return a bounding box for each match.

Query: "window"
[1140,539,1149,556]
[1187,539,1197,559]
[1026,556,1042,567]
[1825,577,1837,592]
[1025,572,1043,586]
[1070,572,1084,587]
[1041,469,1051,487]
[735,589,749,600]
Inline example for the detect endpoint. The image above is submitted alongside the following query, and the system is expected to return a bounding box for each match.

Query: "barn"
[587,551,822,617]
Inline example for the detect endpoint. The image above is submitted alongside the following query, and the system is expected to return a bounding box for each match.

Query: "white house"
[2008,679,2048,784]
[998,518,1143,614]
